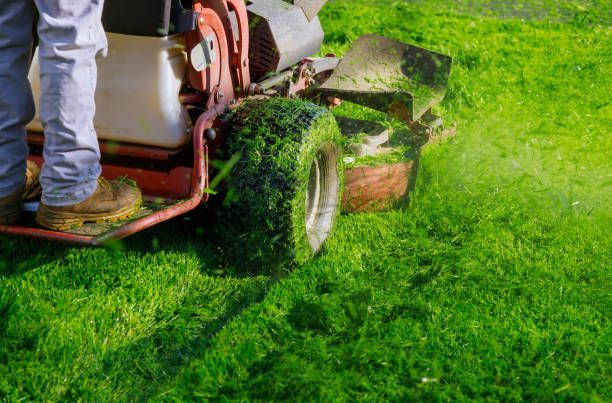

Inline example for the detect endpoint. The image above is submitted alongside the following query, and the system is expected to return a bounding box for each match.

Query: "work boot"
[0,161,43,225]
[36,178,142,231]
[0,187,24,225]
[24,160,42,201]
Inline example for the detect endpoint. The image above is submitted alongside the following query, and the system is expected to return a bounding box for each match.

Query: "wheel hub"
[305,142,340,252]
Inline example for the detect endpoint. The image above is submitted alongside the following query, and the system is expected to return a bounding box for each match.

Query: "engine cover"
[247,0,324,80]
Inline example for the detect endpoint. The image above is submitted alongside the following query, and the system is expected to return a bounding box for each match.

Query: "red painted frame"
[28,134,194,200]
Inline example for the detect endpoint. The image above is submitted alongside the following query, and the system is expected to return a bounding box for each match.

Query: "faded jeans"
[0,0,106,206]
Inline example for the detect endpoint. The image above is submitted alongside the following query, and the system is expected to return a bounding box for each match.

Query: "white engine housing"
[27,33,191,149]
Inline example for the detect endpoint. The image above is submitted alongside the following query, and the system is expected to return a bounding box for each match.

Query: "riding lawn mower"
[0,0,452,267]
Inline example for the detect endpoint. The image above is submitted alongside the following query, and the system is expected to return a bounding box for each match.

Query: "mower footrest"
[0,200,193,246]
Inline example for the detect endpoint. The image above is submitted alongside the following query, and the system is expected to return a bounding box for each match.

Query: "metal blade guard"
[318,35,452,122]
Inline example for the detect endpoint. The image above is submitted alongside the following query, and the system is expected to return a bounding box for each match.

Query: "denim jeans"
[0,0,106,206]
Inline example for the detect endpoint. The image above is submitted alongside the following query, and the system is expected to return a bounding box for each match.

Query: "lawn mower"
[0,0,452,266]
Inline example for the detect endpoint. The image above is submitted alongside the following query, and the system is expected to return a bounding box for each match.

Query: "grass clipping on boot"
[219,98,343,272]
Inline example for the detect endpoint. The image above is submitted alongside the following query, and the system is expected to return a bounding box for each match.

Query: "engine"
[247,0,327,80]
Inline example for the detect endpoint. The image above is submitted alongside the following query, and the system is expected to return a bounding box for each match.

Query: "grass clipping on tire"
[220,98,343,272]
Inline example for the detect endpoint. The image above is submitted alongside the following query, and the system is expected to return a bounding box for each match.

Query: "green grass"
[1,0,610,400]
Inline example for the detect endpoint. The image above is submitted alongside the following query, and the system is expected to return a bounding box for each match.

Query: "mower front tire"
[220,98,343,271]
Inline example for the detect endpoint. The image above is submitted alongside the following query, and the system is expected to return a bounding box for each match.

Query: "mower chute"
[317,35,452,123]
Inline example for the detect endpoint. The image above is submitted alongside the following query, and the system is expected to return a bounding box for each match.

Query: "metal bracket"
[190,35,217,72]
[349,129,391,157]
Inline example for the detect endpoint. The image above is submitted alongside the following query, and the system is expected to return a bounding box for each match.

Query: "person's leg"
[34,0,141,231]
[0,0,36,198]
[34,0,107,206]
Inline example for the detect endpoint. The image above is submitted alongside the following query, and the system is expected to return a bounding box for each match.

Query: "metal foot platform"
[0,199,194,246]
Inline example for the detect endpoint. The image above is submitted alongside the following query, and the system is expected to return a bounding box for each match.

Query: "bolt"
[198,16,206,25]
[217,91,225,100]
[230,98,237,105]
[204,128,217,142]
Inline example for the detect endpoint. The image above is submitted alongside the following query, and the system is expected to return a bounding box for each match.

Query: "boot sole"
[36,198,142,231]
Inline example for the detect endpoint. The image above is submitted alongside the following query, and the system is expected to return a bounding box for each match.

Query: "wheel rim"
[305,142,340,252]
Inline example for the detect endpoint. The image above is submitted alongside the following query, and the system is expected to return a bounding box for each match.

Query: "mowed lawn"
[1,0,610,400]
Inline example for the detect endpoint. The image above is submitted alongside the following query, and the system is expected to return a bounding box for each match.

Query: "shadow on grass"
[104,274,274,400]
[93,212,281,399]
[0,235,70,278]
[118,206,291,279]
[0,205,275,280]
[0,215,221,280]
[1,210,280,399]
[0,208,272,284]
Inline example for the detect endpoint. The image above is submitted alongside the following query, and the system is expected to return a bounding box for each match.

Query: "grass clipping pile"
[219,98,343,272]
